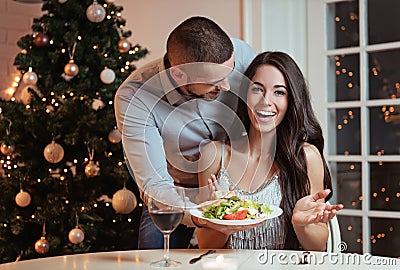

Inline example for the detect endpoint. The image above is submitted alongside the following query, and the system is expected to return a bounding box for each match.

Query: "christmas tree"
[0,0,147,263]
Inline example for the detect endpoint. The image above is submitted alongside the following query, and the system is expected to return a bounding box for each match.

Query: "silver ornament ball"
[22,68,38,85]
[86,1,106,23]
[44,141,64,163]
[100,67,116,84]
[68,227,85,244]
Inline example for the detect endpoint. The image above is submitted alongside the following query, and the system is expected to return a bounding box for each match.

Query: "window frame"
[307,0,400,255]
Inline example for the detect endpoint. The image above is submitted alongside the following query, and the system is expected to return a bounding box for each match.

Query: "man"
[114,16,256,249]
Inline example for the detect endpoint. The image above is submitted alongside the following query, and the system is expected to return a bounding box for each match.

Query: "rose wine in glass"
[148,186,185,267]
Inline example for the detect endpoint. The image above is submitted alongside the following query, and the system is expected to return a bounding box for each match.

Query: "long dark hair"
[238,51,333,249]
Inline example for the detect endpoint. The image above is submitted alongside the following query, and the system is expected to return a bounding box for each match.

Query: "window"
[310,0,400,258]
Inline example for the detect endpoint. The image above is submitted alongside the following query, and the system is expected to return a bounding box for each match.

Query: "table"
[0,249,398,270]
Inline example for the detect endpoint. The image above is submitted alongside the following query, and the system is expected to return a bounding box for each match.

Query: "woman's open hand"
[292,189,343,226]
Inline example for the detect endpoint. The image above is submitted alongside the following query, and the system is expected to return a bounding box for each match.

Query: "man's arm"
[114,70,175,200]
[115,70,198,227]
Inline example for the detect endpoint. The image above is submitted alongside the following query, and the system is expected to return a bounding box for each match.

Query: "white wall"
[115,0,243,67]
[243,0,307,76]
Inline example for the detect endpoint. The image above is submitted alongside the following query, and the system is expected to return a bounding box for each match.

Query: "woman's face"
[247,64,289,133]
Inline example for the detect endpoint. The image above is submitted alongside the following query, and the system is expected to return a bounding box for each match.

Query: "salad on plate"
[201,195,272,221]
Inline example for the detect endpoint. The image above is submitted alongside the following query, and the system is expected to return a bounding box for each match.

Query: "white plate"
[190,205,283,226]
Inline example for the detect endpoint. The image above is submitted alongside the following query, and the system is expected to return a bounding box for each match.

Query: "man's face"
[172,54,235,100]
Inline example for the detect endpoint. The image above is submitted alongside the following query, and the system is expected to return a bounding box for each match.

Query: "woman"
[193,51,343,251]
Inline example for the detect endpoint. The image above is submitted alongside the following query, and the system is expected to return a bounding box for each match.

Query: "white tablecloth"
[0,249,398,270]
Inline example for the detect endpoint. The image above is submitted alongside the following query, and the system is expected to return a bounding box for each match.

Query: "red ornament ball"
[34,33,50,47]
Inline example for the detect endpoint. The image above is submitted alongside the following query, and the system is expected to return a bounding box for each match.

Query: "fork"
[189,249,216,264]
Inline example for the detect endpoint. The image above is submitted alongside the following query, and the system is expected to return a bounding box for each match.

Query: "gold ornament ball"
[15,189,31,207]
[35,237,50,254]
[112,188,137,214]
[108,129,122,143]
[85,160,100,177]
[44,141,64,163]
[117,38,131,53]
[68,227,85,244]
[64,60,79,76]
[1,142,15,155]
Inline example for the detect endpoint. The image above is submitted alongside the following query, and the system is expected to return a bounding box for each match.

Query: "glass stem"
[163,233,170,263]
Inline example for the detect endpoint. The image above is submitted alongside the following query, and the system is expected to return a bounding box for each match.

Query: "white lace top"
[216,144,286,249]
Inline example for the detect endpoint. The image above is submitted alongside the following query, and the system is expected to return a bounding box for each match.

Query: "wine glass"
[147,186,186,267]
